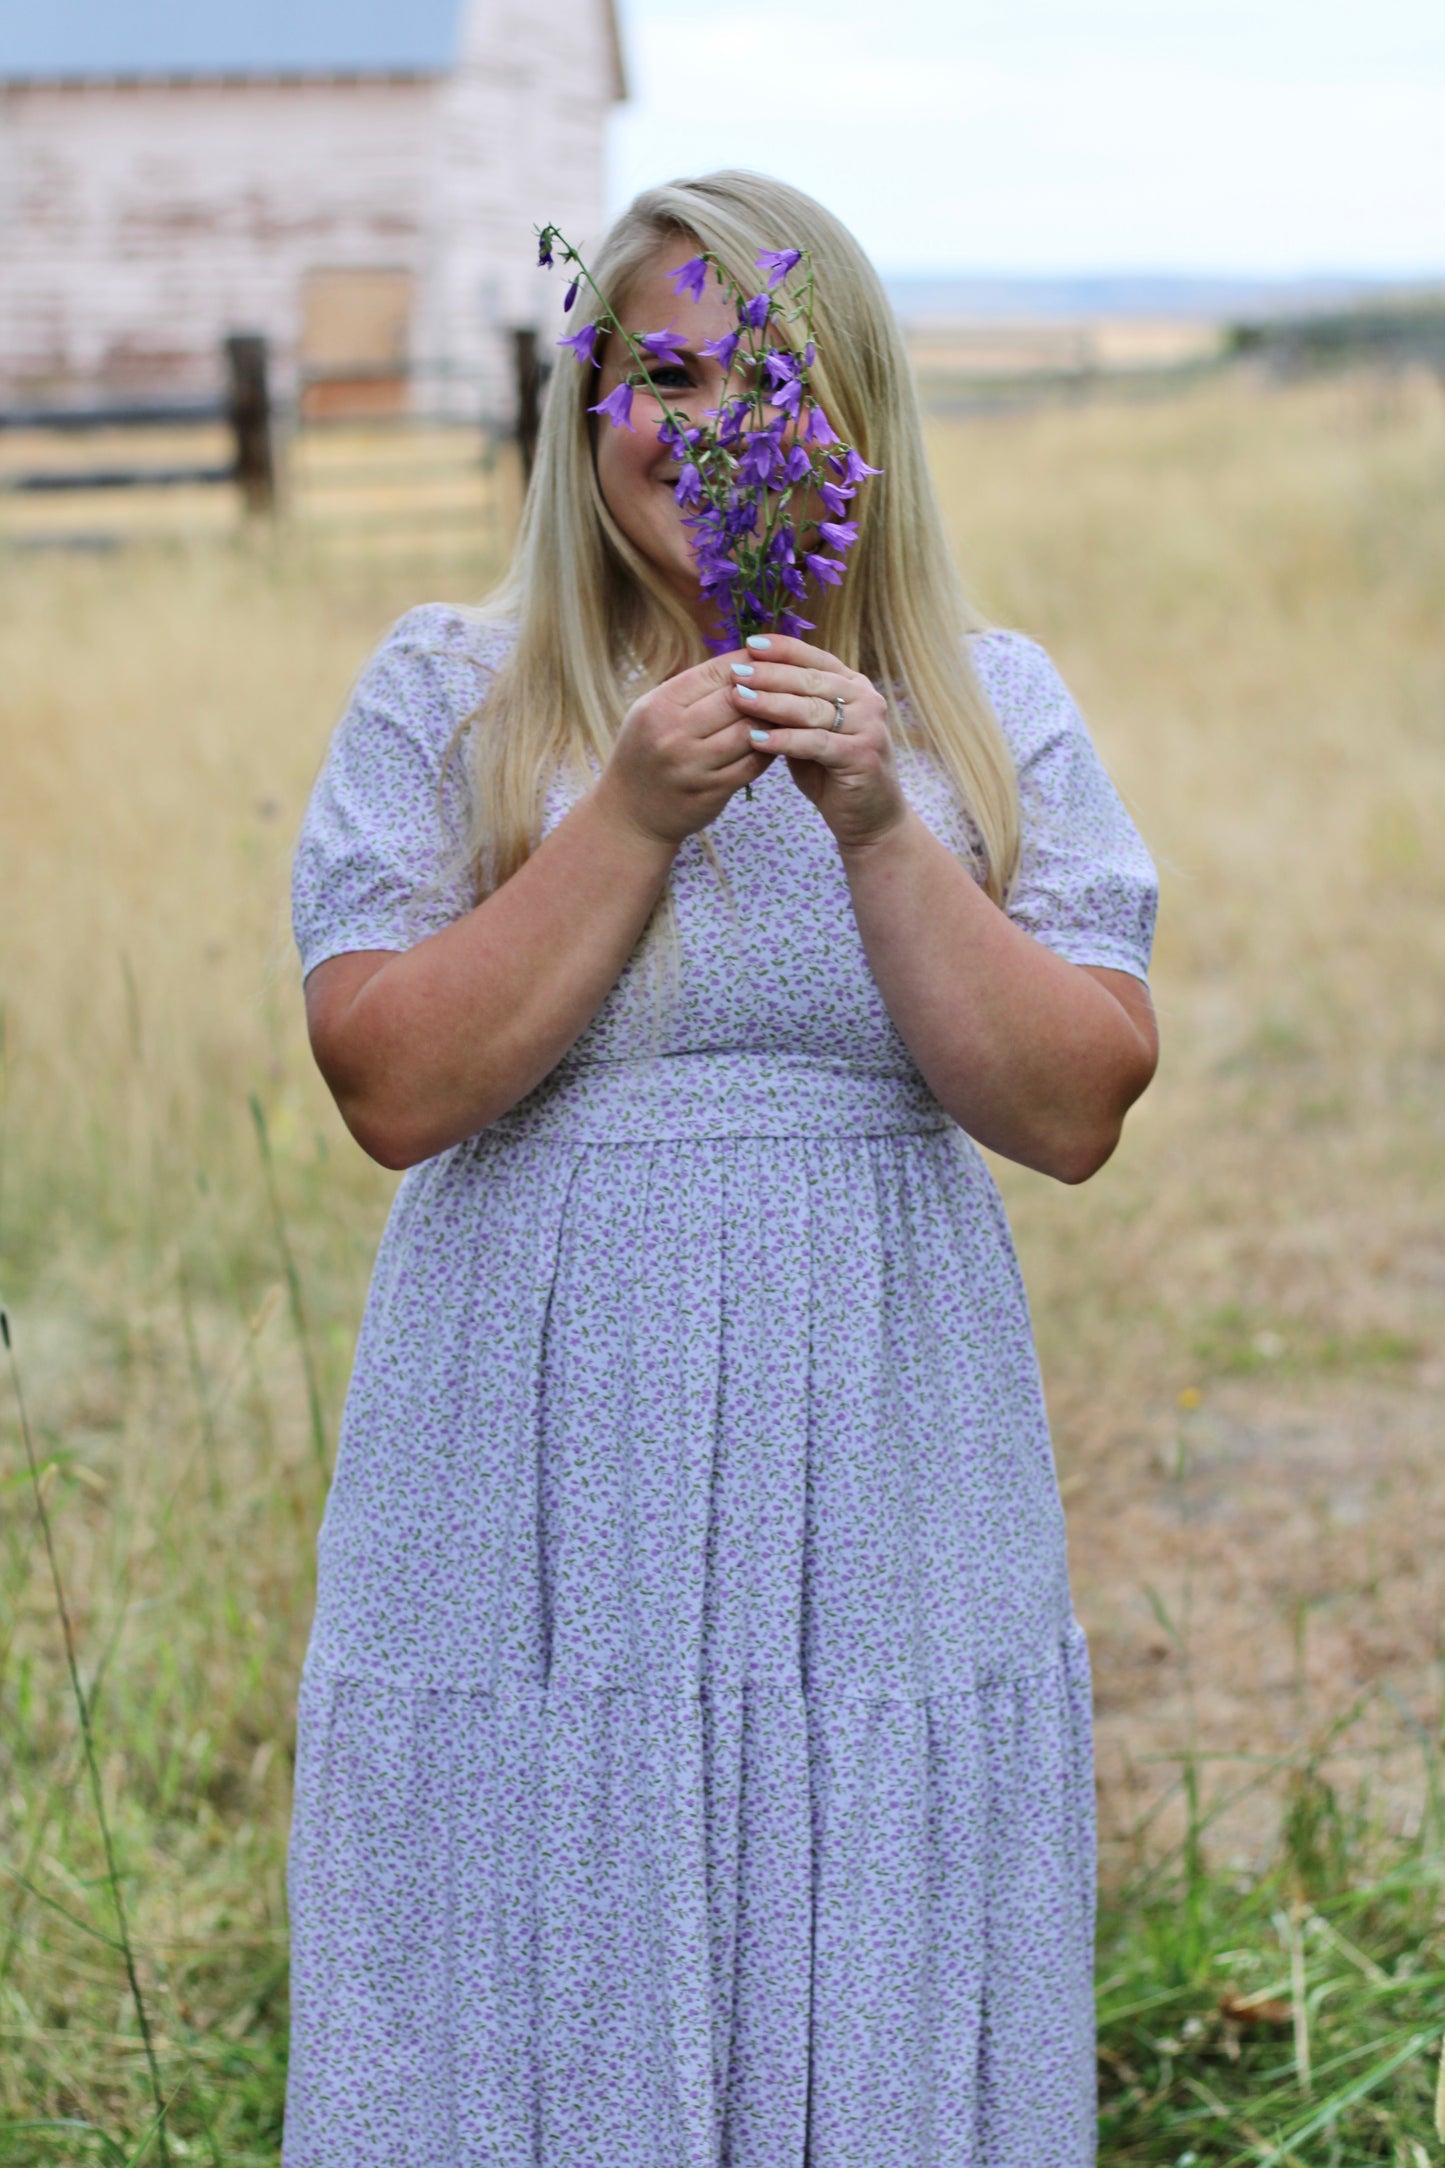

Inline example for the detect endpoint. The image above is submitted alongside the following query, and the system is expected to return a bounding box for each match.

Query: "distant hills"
[880,272,1445,323]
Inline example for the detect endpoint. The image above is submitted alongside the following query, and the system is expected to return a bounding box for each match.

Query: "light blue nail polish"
[745,634,772,651]
[736,684,758,702]
[730,661,755,678]
[748,727,770,744]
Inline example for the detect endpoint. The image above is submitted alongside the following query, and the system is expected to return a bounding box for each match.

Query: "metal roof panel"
[0,0,462,79]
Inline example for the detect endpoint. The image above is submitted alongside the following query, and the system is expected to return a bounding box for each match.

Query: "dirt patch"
[1064,1371,1444,1877]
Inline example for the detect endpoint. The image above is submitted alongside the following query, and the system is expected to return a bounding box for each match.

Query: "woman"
[286,169,1159,2167]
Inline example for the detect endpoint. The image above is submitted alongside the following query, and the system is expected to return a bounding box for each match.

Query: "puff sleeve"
[971,630,1158,982]
[291,605,513,981]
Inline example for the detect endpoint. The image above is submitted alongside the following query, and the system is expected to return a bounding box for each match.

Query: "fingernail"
[748,727,770,744]
[745,634,772,650]
[730,661,755,678]
[736,684,758,702]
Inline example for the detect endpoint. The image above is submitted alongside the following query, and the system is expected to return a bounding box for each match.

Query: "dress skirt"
[283,1055,1098,2168]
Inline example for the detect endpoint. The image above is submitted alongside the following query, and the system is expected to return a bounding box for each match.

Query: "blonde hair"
[449,168,1020,915]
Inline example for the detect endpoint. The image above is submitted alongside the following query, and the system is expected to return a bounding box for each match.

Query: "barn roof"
[0,1,463,81]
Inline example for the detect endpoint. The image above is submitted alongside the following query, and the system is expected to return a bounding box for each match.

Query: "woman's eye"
[629,366,692,391]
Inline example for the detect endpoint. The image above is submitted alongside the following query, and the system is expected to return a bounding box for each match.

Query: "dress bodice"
[291,602,1158,1133]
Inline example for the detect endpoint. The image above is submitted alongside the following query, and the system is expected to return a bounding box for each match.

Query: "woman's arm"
[838,806,1157,1181]
[305,777,675,1169]
[726,631,1158,1184]
[304,655,767,1169]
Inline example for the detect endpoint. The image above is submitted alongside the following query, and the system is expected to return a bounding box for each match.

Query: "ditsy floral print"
[285,607,1159,2167]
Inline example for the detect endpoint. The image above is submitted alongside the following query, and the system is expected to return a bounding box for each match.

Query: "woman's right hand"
[598,654,772,844]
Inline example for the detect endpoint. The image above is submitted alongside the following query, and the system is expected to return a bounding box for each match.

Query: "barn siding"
[427,0,618,417]
[0,79,435,397]
[0,0,622,415]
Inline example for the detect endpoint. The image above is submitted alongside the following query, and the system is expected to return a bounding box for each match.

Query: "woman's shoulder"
[366,602,519,692]
[963,626,1096,771]
[964,623,1050,675]
[341,603,520,758]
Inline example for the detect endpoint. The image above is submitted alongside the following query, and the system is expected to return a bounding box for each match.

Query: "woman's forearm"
[838,807,1156,1181]
[307,771,678,1167]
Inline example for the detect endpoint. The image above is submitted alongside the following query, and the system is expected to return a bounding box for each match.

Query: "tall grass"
[2,371,1442,2160]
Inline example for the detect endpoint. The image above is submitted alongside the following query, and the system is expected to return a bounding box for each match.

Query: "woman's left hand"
[726,634,905,852]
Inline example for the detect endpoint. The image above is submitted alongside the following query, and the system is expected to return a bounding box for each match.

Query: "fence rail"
[2,335,275,511]
[0,330,551,547]
[0,396,224,431]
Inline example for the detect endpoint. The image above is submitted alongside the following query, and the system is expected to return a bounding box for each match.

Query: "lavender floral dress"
[285,605,1157,2168]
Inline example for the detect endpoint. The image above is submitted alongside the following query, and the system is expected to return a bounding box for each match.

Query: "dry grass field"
[2,367,1443,2160]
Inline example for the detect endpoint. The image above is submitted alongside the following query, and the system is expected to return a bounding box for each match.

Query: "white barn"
[0,0,625,419]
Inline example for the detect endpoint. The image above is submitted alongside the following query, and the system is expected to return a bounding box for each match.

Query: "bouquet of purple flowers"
[536,223,880,655]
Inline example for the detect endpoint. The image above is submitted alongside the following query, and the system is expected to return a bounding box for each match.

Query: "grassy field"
[2,368,1443,2163]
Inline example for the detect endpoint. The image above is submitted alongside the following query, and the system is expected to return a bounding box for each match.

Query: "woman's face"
[591,243,743,628]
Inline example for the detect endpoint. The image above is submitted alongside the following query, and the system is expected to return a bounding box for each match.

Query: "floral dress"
[284,604,1158,2167]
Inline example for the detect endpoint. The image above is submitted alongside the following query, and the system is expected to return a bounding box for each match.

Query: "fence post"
[513,327,541,483]
[225,333,275,514]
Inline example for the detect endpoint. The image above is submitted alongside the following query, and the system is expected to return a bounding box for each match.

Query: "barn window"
[299,267,414,420]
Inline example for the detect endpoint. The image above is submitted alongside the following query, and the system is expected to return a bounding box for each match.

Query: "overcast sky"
[608,0,1445,276]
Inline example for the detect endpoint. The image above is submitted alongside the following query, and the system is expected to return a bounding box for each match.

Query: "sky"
[608,0,1445,277]
[0,0,457,74]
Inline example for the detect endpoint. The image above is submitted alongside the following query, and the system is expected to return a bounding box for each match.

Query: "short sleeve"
[970,630,1158,982]
[291,604,514,980]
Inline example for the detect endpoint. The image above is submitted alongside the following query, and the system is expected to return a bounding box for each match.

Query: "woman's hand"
[726,633,905,852]
[601,656,772,845]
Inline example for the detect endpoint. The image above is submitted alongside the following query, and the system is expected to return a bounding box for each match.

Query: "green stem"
[1,1306,173,2166]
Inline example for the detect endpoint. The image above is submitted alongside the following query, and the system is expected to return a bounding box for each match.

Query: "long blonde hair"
[450,168,1020,909]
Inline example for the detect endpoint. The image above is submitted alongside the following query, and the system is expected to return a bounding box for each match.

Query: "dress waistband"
[479,1052,953,1145]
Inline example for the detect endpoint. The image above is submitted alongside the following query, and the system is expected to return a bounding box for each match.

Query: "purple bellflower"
[657,416,701,461]
[803,553,847,586]
[757,247,803,288]
[590,382,635,430]
[557,320,600,367]
[711,396,752,449]
[831,447,883,486]
[700,328,742,372]
[536,218,882,712]
[737,432,779,489]
[638,325,688,369]
[668,255,710,304]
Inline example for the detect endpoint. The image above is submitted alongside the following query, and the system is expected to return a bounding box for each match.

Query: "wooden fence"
[4,297,1437,548]
[0,332,543,554]
[0,336,275,514]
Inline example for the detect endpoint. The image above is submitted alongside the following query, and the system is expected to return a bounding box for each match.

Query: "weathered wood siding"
[0,79,434,399]
[0,0,621,415]
[427,0,619,417]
